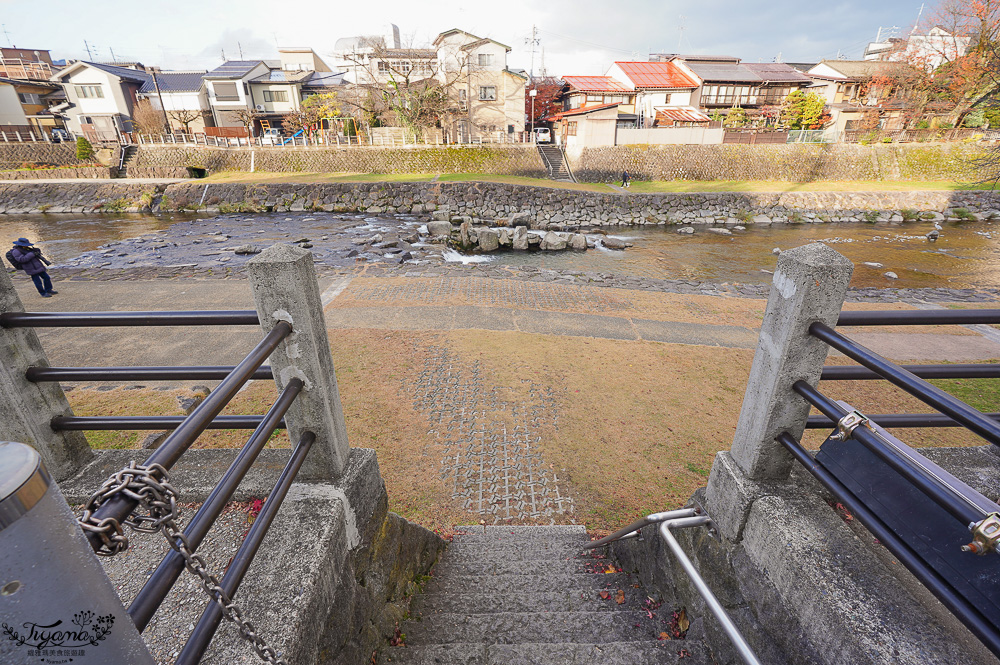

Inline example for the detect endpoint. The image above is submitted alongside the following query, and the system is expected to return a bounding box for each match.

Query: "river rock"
[512,226,528,250]
[540,232,567,251]
[431,209,451,222]
[603,237,627,250]
[426,221,452,236]
[458,222,473,250]
[511,212,531,227]
[677,227,694,234]
[772,247,781,255]
[707,228,733,236]
[498,228,512,247]
[570,233,587,250]
[479,229,499,252]
[753,215,773,225]
[863,262,884,268]
[234,245,262,255]
[884,271,898,279]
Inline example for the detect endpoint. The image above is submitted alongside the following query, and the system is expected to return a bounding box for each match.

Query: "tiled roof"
[250,69,313,83]
[84,61,152,85]
[682,61,760,83]
[303,72,348,87]
[138,71,206,94]
[204,60,265,79]
[742,63,812,83]
[814,60,917,79]
[563,76,630,93]
[613,62,697,89]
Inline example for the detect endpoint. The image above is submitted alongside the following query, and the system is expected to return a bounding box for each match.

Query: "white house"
[51,61,152,141]
[139,71,210,133]
[202,60,271,130]
[0,78,29,127]
[864,26,970,71]
[605,61,703,128]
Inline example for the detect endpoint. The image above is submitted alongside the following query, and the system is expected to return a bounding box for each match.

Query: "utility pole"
[151,67,170,131]
[677,15,686,52]
[524,25,540,133]
[1,25,12,48]
[84,40,94,60]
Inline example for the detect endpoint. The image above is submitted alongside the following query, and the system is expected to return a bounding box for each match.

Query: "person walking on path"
[10,238,57,297]
[621,169,631,188]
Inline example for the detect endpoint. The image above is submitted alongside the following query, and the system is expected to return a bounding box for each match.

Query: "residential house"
[202,60,271,131]
[1,77,64,136]
[0,47,57,81]
[51,61,152,141]
[864,26,970,71]
[0,78,30,129]
[605,61,703,128]
[545,76,636,147]
[138,71,211,133]
[278,48,332,73]
[330,25,437,85]
[806,60,918,133]
[433,29,526,142]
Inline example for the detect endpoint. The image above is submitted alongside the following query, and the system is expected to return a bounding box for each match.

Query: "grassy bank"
[200,171,986,194]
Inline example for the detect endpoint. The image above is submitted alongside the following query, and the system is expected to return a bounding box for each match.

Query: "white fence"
[130,129,536,149]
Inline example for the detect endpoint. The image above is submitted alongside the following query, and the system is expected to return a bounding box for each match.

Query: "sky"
[1,0,933,76]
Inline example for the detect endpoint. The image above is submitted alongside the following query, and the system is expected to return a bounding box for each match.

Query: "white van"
[533,127,551,143]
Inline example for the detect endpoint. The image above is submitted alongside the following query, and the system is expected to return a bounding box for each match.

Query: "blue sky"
[1,0,931,75]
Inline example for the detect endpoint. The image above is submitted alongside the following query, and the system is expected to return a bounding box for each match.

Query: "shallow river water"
[3,212,999,290]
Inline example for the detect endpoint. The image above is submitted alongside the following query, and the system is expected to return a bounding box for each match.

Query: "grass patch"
[626,180,989,193]
[202,171,437,184]
[435,173,614,192]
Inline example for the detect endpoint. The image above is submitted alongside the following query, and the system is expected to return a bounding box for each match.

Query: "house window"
[17,92,41,105]
[586,94,602,102]
[459,88,468,110]
[567,121,578,136]
[213,82,239,101]
[479,86,496,101]
[262,90,288,102]
[75,85,104,99]
[378,61,390,74]
[663,93,671,104]
[478,53,494,66]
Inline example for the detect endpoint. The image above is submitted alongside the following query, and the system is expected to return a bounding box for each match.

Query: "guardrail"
[775,306,1000,658]
[0,307,307,663]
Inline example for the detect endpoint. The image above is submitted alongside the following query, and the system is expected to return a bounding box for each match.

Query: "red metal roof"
[613,61,698,89]
[655,108,711,123]
[543,103,622,122]
[562,76,631,93]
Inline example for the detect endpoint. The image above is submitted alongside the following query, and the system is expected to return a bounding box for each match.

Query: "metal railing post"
[0,442,155,665]
[0,268,91,481]
[246,244,352,480]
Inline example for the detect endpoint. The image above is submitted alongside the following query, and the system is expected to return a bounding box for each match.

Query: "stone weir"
[2,181,1000,229]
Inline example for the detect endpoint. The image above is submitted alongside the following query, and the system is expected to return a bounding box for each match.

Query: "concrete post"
[728,242,853,480]
[246,244,350,480]
[0,269,92,481]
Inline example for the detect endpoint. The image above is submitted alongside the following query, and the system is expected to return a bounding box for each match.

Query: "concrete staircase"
[116,145,137,178]
[537,145,575,182]
[381,525,712,665]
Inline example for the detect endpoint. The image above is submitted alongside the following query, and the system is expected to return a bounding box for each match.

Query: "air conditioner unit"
[255,104,265,112]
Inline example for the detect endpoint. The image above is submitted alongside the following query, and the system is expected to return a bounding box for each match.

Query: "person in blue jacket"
[11,238,58,297]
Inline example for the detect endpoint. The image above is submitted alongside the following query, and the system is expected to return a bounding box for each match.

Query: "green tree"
[723,106,748,128]
[780,90,831,129]
[282,92,342,136]
[76,136,95,161]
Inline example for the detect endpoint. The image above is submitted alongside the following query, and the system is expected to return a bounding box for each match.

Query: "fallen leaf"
[616,589,625,605]
[677,608,690,632]
[658,632,672,641]
[599,590,611,600]
[604,564,617,574]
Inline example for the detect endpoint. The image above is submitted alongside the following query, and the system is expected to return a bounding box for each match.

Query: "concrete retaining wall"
[0,166,112,180]
[1,181,997,228]
[0,143,78,169]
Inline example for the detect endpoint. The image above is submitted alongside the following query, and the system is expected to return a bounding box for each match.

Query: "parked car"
[50,128,69,143]
[533,127,551,143]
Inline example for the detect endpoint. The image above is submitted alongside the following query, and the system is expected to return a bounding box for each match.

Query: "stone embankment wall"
[0,143,78,169]
[3,181,999,226]
[572,143,984,182]
[0,166,112,180]
[131,144,548,177]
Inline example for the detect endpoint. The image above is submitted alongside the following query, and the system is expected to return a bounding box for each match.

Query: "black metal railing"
[4,309,312,664]
[776,307,1000,658]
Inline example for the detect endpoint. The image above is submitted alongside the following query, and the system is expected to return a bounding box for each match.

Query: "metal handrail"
[810,322,1000,447]
[51,415,282,431]
[821,363,1000,381]
[0,310,260,328]
[837,309,1000,326]
[28,365,273,382]
[807,412,1000,429]
[586,508,762,665]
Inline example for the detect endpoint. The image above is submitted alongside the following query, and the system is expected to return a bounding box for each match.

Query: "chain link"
[78,462,286,664]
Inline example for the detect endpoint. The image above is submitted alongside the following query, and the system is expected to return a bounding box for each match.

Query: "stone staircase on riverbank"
[380,525,711,665]
[537,145,575,182]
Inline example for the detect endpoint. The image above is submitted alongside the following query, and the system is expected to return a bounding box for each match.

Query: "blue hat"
[13,238,33,247]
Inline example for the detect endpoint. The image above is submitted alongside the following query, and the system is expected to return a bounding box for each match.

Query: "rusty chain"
[78,462,286,664]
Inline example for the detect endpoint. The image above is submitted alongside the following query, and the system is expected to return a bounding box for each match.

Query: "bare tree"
[131,99,167,135]
[167,108,203,133]
[282,92,342,137]
[230,107,262,138]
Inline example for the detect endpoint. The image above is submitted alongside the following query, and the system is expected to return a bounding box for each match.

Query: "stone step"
[421,571,638,596]
[402,611,673,646]
[443,541,596,562]
[429,556,619,578]
[411,587,656,615]
[380,641,710,665]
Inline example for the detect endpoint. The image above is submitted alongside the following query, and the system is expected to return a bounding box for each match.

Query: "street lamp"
[529,88,537,142]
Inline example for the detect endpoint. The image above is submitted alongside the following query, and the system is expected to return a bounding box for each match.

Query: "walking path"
[12,275,1000,369]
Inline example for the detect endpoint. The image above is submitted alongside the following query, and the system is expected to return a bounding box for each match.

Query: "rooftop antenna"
[221,48,226,61]
[110,47,118,62]
[238,42,244,59]
[540,45,547,77]
[875,26,900,43]
[84,40,94,60]
[1,25,12,48]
